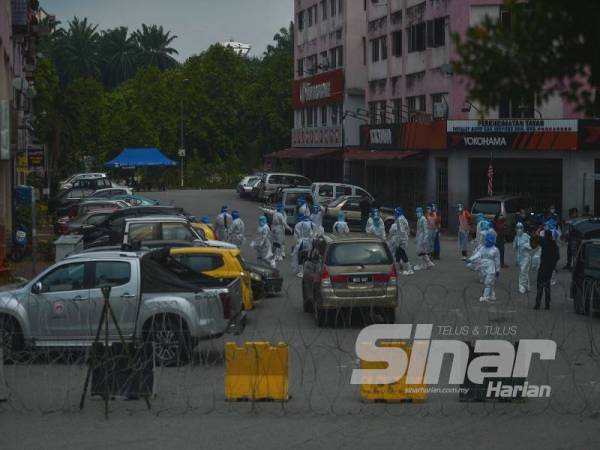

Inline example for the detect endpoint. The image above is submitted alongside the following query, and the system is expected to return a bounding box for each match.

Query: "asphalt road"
[1,189,599,450]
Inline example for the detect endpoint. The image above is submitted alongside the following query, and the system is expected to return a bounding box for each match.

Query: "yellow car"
[170,247,254,310]
[192,222,217,241]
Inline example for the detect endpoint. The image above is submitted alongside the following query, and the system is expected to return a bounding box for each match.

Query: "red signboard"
[292,69,344,109]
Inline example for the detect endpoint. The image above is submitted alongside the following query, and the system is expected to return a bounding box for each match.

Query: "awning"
[265,147,342,160]
[105,148,177,168]
[343,148,425,161]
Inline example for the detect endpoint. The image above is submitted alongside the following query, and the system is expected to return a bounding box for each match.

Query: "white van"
[257,172,312,202]
[311,183,374,205]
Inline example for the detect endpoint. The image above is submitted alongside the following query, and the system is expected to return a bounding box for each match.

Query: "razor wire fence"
[1,275,600,419]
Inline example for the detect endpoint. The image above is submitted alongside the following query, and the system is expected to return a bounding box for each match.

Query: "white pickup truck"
[0,249,244,366]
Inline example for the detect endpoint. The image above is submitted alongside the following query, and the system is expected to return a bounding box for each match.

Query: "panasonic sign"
[370,129,393,145]
[300,81,331,102]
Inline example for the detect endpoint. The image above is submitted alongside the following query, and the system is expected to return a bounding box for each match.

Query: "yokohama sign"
[292,126,342,147]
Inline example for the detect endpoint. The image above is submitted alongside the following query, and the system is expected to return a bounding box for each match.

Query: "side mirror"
[31,281,43,295]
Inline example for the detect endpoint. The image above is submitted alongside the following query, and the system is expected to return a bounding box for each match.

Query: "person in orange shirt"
[457,203,472,260]
[428,203,442,260]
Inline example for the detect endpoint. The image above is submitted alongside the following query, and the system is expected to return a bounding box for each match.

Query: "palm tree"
[132,24,179,70]
[49,17,101,85]
[99,27,140,87]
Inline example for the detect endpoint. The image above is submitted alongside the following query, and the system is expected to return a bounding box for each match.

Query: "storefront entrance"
[469,158,563,213]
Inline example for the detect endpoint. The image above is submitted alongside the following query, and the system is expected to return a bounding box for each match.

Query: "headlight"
[250,273,262,282]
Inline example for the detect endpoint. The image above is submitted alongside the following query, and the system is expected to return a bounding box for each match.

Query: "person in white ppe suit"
[333,211,350,235]
[310,204,324,237]
[250,216,275,268]
[466,233,501,303]
[387,207,413,275]
[297,196,311,222]
[272,203,291,261]
[366,209,386,240]
[215,205,233,242]
[414,207,434,271]
[513,222,533,294]
[228,210,245,247]
[291,215,316,277]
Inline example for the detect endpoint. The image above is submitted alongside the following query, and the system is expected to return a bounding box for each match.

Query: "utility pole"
[179,79,190,189]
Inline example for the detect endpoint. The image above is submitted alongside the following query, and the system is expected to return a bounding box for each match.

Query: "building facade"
[269,0,598,230]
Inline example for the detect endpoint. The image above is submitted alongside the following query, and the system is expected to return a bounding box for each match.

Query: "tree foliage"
[453,0,600,116]
[35,19,294,187]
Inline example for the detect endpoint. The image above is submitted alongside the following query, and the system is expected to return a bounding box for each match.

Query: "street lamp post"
[179,79,190,188]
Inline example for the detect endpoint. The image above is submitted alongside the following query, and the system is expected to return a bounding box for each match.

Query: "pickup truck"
[260,188,314,227]
[0,249,244,366]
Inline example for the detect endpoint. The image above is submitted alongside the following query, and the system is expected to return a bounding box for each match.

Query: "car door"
[88,260,138,338]
[342,199,362,229]
[28,261,91,339]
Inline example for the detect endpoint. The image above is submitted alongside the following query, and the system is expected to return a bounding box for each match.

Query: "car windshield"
[326,242,392,266]
[472,201,501,215]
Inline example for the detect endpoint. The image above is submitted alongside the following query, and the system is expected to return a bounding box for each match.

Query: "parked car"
[571,239,600,316]
[249,177,263,201]
[89,187,133,199]
[58,173,109,191]
[49,187,96,215]
[171,247,255,311]
[237,175,261,198]
[191,222,217,240]
[322,196,395,232]
[260,188,314,227]
[110,194,159,206]
[0,249,244,365]
[80,205,189,245]
[86,216,236,249]
[312,183,373,206]
[55,200,129,234]
[471,195,530,241]
[256,172,312,203]
[65,209,119,235]
[302,235,398,326]
[71,177,113,191]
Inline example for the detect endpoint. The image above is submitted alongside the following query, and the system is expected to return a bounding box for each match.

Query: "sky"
[40,0,293,59]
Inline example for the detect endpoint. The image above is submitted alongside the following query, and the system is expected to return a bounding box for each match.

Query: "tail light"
[373,265,397,284]
[330,274,348,283]
[219,292,231,319]
[321,266,331,287]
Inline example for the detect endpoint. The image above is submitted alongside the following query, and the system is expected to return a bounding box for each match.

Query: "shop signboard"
[447,119,578,150]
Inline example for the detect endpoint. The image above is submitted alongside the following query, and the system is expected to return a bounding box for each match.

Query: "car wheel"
[384,308,396,324]
[0,315,24,364]
[144,315,192,367]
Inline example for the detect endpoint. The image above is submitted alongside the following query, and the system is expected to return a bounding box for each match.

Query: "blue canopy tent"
[105,148,177,169]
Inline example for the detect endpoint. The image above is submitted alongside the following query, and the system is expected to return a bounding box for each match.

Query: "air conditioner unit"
[433,102,448,119]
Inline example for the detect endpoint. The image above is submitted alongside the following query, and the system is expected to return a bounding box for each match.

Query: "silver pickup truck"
[0,249,244,366]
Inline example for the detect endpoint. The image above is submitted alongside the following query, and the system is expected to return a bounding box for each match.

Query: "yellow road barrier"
[225,342,289,401]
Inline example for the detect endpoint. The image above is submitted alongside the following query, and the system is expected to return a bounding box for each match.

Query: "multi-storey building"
[270,1,600,229]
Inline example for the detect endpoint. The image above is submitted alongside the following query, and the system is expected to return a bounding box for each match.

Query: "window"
[427,17,446,48]
[318,184,334,198]
[368,101,377,124]
[314,5,319,23]
[93,261,131,288]
[381,36,388,60]
[321,0,327,19]
[342,199,361,212]
[431,93,448,118]
[337,46,343,67]
[331,0,336,17]
[326,242,393,266]
[407,23,426,52]
[321,106,328,126]
[391,10,402,25]
[293,176,312,187]
[307,54,318,74]
[337,185,353,197]
[371,38,380,62]
[407,95,426,113]
[129,223,159,241]
[87,213,110,226]
[162,223,196,241]
[392,98,403,123]
[378,100,387,124]
[356,188,370,198]
[338,0,343,14]
[320,51,328,69]
[392,31,402,57]
[297,58,304,77]
[39,263,86,293]
[298,11,304,30]
[176,255,225,273]
[308,7,314,26]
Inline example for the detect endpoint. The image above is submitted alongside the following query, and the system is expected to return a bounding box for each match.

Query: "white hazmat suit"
[514,230,532,294]
[467,244,501,302]
[291,218,316,276]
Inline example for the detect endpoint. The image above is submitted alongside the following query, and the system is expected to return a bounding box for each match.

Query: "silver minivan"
[257,173,312,202]
[312,183,373,205]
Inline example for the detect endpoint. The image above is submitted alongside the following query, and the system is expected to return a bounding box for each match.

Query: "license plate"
[350,276,371,285]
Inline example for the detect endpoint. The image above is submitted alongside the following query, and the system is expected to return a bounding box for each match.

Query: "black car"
[570,218,600,315]
[49,187,95,216]
[82,206,189,247]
